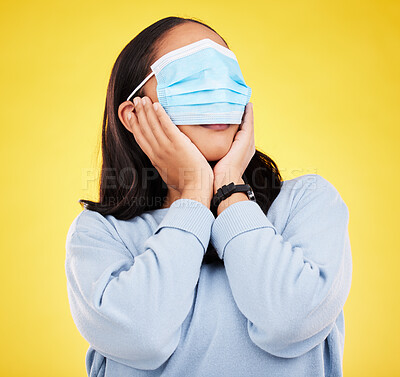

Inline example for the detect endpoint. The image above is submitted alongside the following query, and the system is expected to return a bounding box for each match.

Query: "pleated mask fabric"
[126,38,252,125]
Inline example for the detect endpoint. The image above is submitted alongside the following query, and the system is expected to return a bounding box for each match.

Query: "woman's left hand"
[212,102,255,193]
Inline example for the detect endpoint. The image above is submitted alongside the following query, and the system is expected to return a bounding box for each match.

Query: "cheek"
[176,126,203,142]
[229,125,240,137]
[177,126,239,161]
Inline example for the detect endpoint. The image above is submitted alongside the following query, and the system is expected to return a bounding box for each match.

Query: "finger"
[142,96,172,147]
[241,102,254,134]
[235,103,255,151]
[152,102,187,142]
[128,110,157,161]
[133,97,159,148]
[244,103,256,151]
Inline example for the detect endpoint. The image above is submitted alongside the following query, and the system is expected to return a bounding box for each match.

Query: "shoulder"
[66,209,106,235]
[65,209,125,247]
[285,173,349,221]
[281,173,330,191]
[65,208,157,258]
[282,173,344,198]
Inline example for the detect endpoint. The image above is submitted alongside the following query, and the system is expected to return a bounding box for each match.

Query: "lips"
[200,124,229,130]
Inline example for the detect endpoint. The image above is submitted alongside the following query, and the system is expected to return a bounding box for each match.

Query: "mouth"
[200,124,230,130]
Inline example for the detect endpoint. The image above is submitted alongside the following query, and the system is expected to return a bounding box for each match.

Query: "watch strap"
[212,182,256,207]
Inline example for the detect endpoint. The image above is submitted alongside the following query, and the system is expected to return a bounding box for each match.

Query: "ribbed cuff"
[211,200,277,259]
[154,198,215,254]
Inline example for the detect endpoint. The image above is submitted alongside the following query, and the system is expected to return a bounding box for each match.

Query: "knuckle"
[152,149,161,160]
[162,138,172,148]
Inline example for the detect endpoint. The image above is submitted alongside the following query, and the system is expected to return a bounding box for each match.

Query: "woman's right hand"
[128,96,214,206]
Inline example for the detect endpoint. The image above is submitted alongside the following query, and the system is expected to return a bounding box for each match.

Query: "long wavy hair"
[79,16,283,265]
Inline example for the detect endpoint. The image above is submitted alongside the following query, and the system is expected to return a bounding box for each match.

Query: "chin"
[201,145,231,162]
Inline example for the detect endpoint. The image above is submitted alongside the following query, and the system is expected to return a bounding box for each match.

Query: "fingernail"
[153,103,158,111]
[134,97,139,106]
[142,97,146,105]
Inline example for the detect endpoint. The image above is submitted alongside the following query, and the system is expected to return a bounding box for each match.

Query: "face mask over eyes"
[126,38,252,125]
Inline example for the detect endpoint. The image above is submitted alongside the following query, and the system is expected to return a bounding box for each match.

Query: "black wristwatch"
[212,182,256,207]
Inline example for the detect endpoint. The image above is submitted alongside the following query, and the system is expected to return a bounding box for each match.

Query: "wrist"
[216,191,248,216]
[180,189,212,209]
[213,176,245,195]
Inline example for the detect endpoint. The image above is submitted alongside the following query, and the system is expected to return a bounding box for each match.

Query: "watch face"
[247,188,256,201]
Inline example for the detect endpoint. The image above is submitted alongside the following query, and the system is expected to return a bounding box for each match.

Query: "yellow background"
[1,0,399,376]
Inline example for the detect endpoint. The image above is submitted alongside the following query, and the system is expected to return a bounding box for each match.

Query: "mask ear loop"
[126,71,155,102]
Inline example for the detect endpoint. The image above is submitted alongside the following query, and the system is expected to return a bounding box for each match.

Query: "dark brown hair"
[78,16,283,265]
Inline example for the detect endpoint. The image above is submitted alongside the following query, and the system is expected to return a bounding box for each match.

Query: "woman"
[65,16,352,377]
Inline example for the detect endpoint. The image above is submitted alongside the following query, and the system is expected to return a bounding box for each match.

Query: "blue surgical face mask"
[126,38,252,125]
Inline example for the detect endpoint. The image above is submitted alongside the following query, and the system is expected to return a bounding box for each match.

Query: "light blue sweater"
[65,173,352,377]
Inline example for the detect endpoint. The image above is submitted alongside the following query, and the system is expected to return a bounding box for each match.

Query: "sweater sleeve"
[210,174,352,358]
[65,198,215,370]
